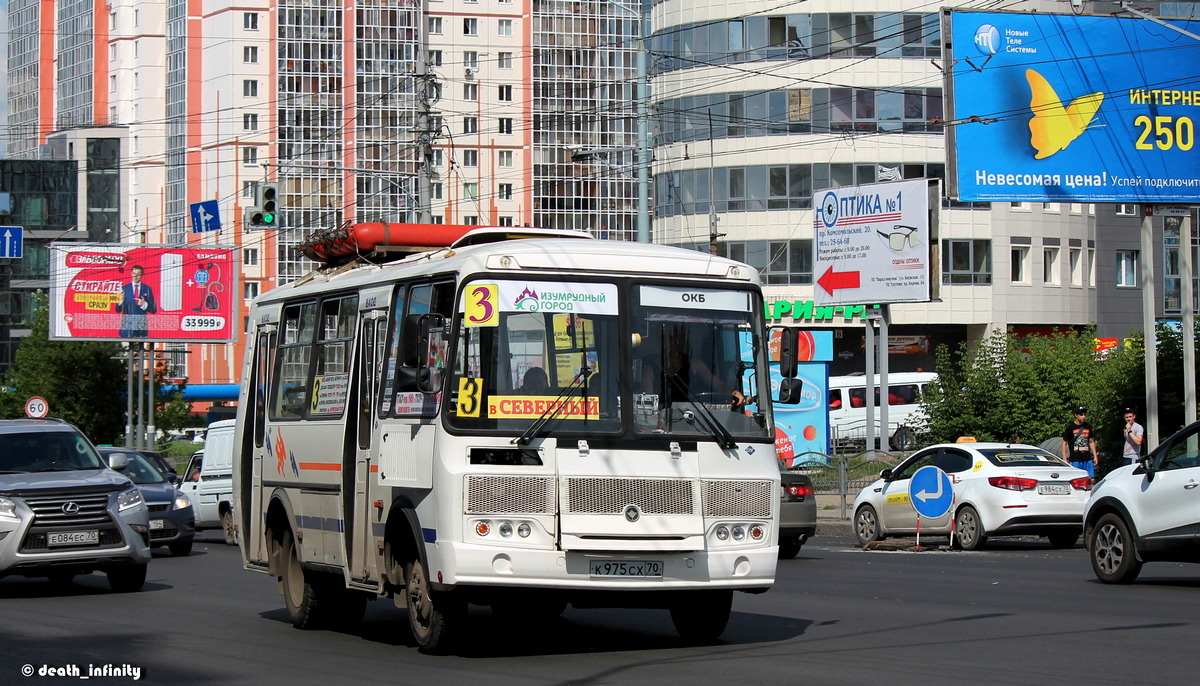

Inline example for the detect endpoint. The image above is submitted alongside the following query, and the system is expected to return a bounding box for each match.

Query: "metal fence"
[787,450,908,519]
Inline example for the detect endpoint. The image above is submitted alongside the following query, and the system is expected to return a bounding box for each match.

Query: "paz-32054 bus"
[232,225,798,653]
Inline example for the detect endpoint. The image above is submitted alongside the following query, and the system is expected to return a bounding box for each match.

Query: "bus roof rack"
[299,223,595,266]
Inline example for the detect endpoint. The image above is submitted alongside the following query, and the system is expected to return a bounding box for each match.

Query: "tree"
[0,292,127,442]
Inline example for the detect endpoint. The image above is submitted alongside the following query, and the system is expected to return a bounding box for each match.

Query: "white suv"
[1084,419,1200,583]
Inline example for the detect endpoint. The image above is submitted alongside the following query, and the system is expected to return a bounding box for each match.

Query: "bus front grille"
[564,477,694,515]
[464,475,555,514]
[703,480,773,518]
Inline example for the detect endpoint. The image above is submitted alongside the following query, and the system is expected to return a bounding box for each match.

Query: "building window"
[498,183,513,200]
[1116,250,1138,287]
[244,113,258,131]
[243,80,258,97]
[431,150,444,167]
[464,18,478,36]
[498,118,513,134]
[1042,202,1060,213]
[244,12,258,30]
[244,282,260,299]
[1088,248,1096,287]
[463,149,479,167]
[464,83,478,100]
[430,182,443,200]
[463,116,478,134]
[1069,247,1083,286]
[1116,203,1139,216]
[110,74,117,93]
[1010,202,1028,211]
[498,18,513,36]
[498,150,514,167]
[243,181,255,198]
[1163,216,1199,313]
[243,247,259,266]
[498,52,513,68]
[720,240,812,285]
[1070,203,1083,214]
[428,17,442,34]
[498,84,513,101]
[942,239,993,285]
[244,46,258,63]
[429,50,443,67]
[243,147,258,165]
[464,51,479,68]
[464,216,479,225]
[1043,247,1060,285]
[463,183,478,199]
[1011,246,1030,285]
[498,216,514,226]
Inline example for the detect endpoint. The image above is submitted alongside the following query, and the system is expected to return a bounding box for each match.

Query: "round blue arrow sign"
[910,465,954,519]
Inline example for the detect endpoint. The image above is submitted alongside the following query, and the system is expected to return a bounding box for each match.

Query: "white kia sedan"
[852,442,1092,550]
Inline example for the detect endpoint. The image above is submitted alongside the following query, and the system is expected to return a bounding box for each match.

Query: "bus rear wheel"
[405,558,464,654]
[669,589,732,644]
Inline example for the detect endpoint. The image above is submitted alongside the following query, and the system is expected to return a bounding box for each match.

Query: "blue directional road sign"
[189,200,222,234]
[0,226,23,259]
[910,465,953,519]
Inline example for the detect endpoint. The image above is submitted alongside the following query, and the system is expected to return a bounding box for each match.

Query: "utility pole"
[416,0,436,224]
[635,11,651,243]
[708,109,720,255]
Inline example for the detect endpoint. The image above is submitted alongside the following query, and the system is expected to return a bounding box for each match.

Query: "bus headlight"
[715,526,730,541]
[498,522,513,538]
[731,526,746,541]
[517,522,531,538]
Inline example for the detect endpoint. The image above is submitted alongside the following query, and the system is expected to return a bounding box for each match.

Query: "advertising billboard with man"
[49,243,239,342]
[944,10,1200,202]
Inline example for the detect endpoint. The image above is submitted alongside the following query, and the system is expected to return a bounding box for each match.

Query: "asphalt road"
[2,532,1198,686]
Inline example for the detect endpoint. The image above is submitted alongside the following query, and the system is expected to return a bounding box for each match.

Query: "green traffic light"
[262,213,275,224]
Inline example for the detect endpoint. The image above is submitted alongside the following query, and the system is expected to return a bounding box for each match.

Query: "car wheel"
[778,540,802,559]
[955,505,987,550]
[1047,531,1080,549]
[168,539,194,557]
[1090,513,1143,584]
[405,557,464,654]
[107,564,148,592]
[854,505,884,545]
[669,589,732,644]
[221,510,237,546]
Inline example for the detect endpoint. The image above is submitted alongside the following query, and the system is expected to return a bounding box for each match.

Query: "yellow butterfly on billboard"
[1026,68,1103,160]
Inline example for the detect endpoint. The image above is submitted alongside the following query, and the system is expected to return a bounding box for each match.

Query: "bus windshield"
[444,279,772,443]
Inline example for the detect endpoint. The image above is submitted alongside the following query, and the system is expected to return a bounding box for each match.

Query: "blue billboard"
[945,10,1200,202]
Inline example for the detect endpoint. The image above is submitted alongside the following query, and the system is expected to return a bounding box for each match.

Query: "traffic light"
[249,182,279,228]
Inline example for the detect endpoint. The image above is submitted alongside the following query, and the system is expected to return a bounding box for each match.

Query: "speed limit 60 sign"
[25,396,49,418]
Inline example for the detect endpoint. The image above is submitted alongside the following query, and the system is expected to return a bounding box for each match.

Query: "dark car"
[97,449,195,557]
[779,461,817,559]
[138,450,179,482]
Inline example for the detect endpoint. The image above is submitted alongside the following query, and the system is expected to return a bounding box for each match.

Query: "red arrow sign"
[817,266,860,295]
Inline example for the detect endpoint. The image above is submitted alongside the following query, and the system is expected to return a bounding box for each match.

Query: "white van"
[828,372,936,451]
[178,419,236,545]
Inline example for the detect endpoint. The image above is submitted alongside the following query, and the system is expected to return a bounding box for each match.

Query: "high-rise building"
[5,0,641,390]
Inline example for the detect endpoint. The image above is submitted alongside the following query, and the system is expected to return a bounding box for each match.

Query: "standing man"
[116,264,157,338]
[1122,408,1145,467]
[1062,406,1099,478]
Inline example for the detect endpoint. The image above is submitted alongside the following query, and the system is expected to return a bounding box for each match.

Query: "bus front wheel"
[669,589,732,644]
[405,557,464,654]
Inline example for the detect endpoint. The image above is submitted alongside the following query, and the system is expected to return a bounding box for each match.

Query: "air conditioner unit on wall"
[464,67,476,78]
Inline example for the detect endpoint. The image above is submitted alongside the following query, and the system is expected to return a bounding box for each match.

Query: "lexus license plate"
[1038,484,1071,496]
[589,560,664,578]
[48,530,99,547]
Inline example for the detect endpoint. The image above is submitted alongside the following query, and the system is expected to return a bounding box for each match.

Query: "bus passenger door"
[248,328,276,565]
[348,311,386,584]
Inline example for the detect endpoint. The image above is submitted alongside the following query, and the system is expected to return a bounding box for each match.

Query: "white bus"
[232,226,787,653]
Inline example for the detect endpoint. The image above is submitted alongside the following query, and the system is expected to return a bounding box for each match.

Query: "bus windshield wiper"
[512,365,592,445]
[665,373,738,450]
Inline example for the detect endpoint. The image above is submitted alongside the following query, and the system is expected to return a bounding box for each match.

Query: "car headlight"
[0,496,18,519]
[173,493,192,511]
[117,488,144,512]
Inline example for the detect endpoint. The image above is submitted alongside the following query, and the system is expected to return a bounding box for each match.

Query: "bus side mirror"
[398,314,446,393]
[778,378,803,404]
[777,327,799,378]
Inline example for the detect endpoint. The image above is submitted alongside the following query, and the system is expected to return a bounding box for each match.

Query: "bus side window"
[272,302,316,419]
